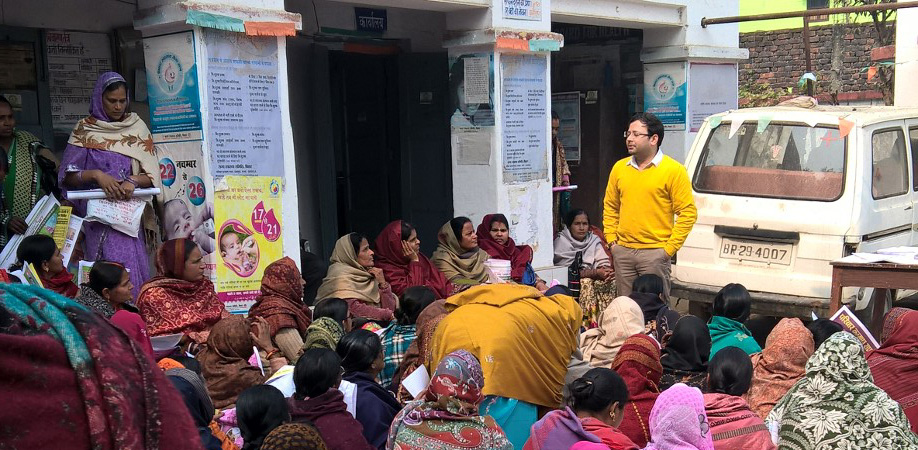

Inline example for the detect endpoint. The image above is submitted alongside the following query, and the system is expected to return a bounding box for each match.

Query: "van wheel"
[854,288,893,338]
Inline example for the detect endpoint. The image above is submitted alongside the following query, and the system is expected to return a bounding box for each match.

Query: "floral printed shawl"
[765,332,918,450]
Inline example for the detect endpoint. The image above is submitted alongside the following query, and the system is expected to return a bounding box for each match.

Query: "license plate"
[719,238,792,265]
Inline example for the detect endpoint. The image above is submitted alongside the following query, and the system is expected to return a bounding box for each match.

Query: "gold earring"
[609,410,617,421]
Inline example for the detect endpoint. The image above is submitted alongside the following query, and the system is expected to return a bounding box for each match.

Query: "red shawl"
[41,269,79,298]
[476,214,533,282]
[610,333,662,448]
[137,239,226,343]
[374,220,451,298]
[867,307,918,433]
[703,393,775,450]
[580,418,640,450]
[247,257,312,337]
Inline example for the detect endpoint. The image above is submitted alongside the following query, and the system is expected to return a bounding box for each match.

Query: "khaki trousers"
[611,245,672,298]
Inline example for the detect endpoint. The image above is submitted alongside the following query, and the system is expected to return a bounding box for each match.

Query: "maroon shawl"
[288,389,374,450]
[610,334,662,448]
[247,257,312,337]
[703,393,775,450]
[374,220,451,298]
[867,307,918,433]
[476,214,533,282]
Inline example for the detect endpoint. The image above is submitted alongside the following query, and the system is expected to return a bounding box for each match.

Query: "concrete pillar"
[444,1,565,280]
[896,7,918,106]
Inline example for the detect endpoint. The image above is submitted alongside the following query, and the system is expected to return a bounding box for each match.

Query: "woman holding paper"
[58,72,161,297]
[16,234,78,298]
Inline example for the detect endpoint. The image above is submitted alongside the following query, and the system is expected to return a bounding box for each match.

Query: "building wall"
[0,0,136,31]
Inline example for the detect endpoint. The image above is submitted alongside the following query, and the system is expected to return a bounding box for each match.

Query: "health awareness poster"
[644,62,687,131]
[143,31,203,142]
[214,176,284,313]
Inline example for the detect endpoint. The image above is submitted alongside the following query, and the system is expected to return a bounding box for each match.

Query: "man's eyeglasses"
[623,131,651,138]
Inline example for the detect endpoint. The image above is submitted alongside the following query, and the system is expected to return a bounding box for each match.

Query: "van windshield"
[693,122,846,201]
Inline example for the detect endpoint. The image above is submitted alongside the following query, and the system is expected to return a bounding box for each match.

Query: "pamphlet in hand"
[402,364,431,399]
[85,198,145,238]
[830,305,880,351]
[0,195,61,269]
[21,264,44,288]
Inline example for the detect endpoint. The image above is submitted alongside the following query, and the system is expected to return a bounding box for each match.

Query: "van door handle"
[907,205,914,211]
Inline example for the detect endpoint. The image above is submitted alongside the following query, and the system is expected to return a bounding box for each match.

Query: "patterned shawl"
[386,350,512,450]
[610,334,662,447]
[0,283,202,449]
[766,332,918,449]
[430,221,490,284]
[867,307,918,433]
[196,314,266,409]
[374,220,451,298]
[316,234,380,304]
[744,318,814,419]
[476,214,533,282]
[261,423,328,450]
[248,257,312,337]
[644,383,715,450]
[303,317,345,351]
[76,284,117,318]
[3,129,43,220]
[580,296,645,368]
[137,239,226,343]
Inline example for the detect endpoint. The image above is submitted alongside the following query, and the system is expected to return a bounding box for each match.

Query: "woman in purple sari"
[59,72,162,297]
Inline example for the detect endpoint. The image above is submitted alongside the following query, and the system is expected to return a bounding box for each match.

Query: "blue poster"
[644,62,687,131]
[144,31,203,142]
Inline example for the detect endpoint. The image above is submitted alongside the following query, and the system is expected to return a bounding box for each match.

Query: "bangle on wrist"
[265,349,281,359]
[123,176,138,187]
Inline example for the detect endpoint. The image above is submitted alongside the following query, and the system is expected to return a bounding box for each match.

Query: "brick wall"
[739,22,886,102]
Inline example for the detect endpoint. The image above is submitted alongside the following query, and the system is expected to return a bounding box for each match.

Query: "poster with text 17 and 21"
[214,176,284,314]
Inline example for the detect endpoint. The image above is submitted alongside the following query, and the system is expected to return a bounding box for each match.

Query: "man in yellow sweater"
[603,112,696,298]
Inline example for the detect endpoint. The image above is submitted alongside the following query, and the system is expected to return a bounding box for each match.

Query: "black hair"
[237,385,290,450]
[0,95,12,110]
[633,274,665,297]
[713,283,752,323]
[336,329,382,374]
[350,317,370,330]
[294,348,342,400]
[400,221,414,241]
[87,261,126,296]
[807,319,843,350]
[396,286,437,325]
[348,232,367,256]
[103,80,128,94]
[300,251,327,307]
[171,355,202,375]
[449,216,472,241]
[487,214,509,230]
[630,112,665,147]
[314,298,349,324]
[563,208,589,230]
[545,284,574,297]
[707,346,753,396]
[551,110,560,120]
[15,234,57,271]
[569,368,629,413]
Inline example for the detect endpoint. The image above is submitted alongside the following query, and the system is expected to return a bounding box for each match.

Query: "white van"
[673,105,918,318]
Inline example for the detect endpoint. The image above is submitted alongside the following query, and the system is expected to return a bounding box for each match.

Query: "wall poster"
[501,53,548,183]
[144,31,203,142]
[449,53,495,165]
[644,62,687,131]
[45,30,112,132]
[551,91,581,164]
[689,63,737,132]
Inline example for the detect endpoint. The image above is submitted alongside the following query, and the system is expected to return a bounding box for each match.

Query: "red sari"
[610,333,662,448]
[374,220,451,298]
[867,307,918,433]
[476,214,533,282]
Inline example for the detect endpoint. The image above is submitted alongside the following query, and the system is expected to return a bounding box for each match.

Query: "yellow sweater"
[603,154,697,256]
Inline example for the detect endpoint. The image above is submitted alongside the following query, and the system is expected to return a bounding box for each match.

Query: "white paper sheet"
[402,364,431,399]
[85,198,146,237]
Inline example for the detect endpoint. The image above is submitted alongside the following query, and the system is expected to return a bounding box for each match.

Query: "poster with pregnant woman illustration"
[214,176,284,313]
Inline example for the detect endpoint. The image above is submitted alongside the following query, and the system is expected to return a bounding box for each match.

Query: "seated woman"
[374,220,451,298]
[580,296,645,368]
[262,423,327,450]
[868,308,918,433]
[0,284,202,449]
[477,214,545,289]
[337,329,401,449]
[303,298,349,351]
[388,350,512,450]
[610,334,662,447]
[237,385,290,450]
[643,383,714,450]
[703,347,774,450]
[316,233,397,322]
[391,299,448,401]
[288,348,374,450]
[744,318,814,419]
[767,332,918,448]
[660,316,711,391]
[379,286,436,389]
[138,238,229,345]
[553,209,614,328]
[196,315,286,409]
[431,284,581,449]
[806,318,843,350]
[708,284,761,357]
[77,261,154,357]
[16,234,77,298]
[168,374,224,450]
[431,217,490,291]
[247,257,313,363]
[629,274,681,342]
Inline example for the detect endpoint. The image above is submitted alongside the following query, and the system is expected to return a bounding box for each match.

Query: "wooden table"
[829,261,918,333]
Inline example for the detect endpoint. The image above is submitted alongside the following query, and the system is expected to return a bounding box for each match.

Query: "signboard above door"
[355,8,387,33]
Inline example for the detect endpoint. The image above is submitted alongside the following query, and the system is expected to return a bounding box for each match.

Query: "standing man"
[551,111,571,233]
[603,112,696,297]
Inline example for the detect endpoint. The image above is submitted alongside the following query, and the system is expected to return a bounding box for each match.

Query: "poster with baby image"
[214,176,283,313]
[158,141,217,281]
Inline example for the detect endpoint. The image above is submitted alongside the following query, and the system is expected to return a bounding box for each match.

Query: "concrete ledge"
[642,44,749,63]
[551,0,685,29]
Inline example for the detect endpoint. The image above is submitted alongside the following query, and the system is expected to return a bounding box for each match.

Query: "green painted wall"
[739,1,894,33]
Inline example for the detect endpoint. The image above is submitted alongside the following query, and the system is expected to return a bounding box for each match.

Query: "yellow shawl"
[315,235,380,304]
[430,221,490,283]
[430,284,581,408]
